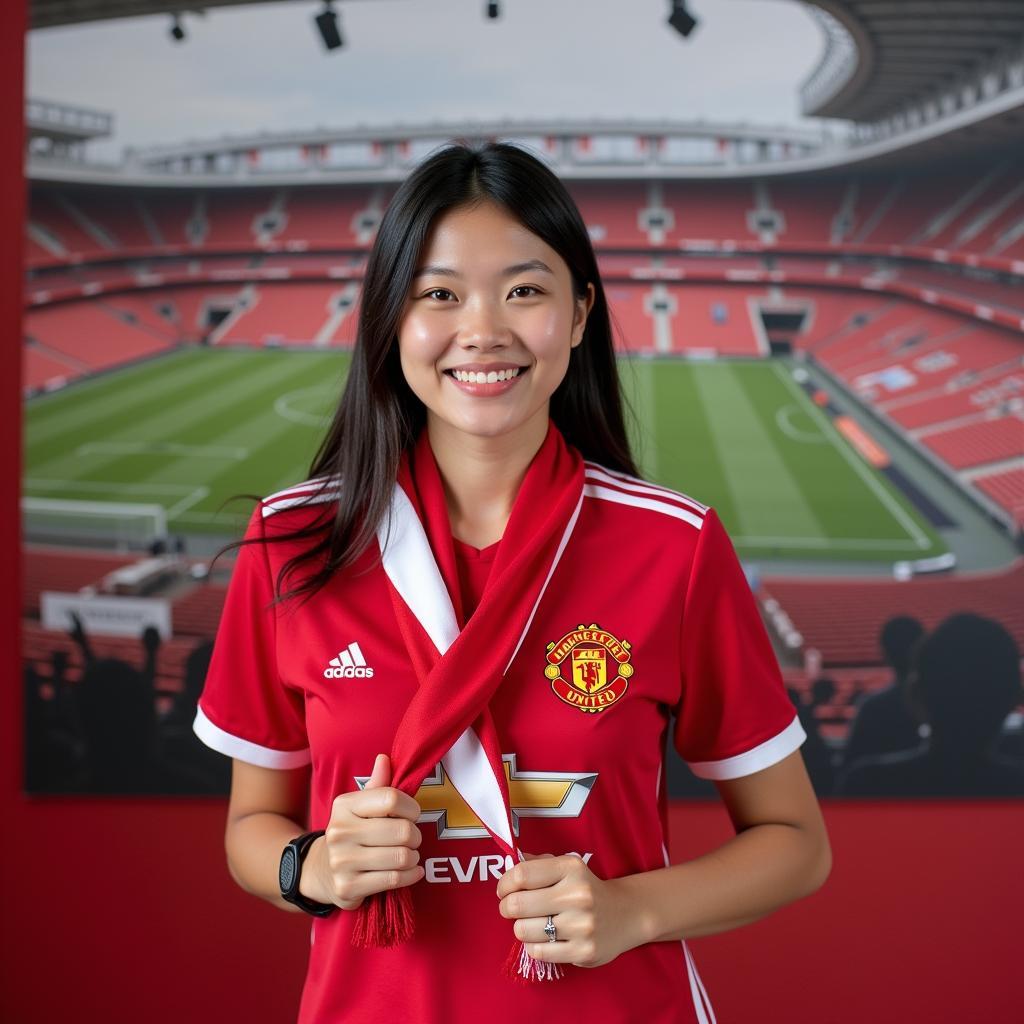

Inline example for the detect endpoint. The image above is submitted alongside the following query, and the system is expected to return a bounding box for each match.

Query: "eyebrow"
[412,258,555,279]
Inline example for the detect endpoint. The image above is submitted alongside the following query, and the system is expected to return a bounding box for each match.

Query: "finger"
[364,753,390,789]
[351,784,422,823]
[348,842,421,874]
[514,915,565,945]
[521,940,570,965]
[336,866,425,904]
[497,856,566,898]
[353,816,423,850]
[498,886,558,922]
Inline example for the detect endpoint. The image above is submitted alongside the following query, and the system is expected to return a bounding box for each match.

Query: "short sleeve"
[673,507,804,780]
[192,505,311,769]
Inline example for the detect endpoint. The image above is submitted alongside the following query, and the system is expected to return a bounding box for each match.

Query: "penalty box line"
[23,478,210,519]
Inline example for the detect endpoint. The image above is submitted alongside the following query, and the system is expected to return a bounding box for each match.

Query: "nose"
[455,298,511,350]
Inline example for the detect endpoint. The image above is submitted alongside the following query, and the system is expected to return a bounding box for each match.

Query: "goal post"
[22,497,168,551]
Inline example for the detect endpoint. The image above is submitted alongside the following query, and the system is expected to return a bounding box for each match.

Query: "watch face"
[279,847,298,894]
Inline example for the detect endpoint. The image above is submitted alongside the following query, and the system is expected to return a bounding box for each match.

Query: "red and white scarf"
[350,419,584,982]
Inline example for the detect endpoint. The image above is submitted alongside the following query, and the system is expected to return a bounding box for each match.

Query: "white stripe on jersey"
[583,460,709,513]
[584,465,709,518]
[687,716,806,780]
[660,832,717,1024]
[348,642,367,667]
[339,649,355,668]
[583,482,705,531]
[684,943,717,1024]
[263,474,337,505]
[261,475,341,517]
[192,706,311,769]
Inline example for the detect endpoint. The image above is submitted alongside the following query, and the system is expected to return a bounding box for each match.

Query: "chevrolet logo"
[355,753,598,841]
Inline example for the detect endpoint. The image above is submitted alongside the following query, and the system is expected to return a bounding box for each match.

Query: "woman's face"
[397,199,594,446]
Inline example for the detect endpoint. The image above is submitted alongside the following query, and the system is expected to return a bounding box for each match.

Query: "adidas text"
[324,665,374,679]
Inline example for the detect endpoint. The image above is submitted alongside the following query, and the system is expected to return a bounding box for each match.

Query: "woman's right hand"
[300,753,425,910]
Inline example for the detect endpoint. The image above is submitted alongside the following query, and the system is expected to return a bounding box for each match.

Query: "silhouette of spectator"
[810,676,836,711]
[24,663,51,792]
[787,686,835,796]
[48,648,84,755]
[995,711,1024,763]
[158,638,231,793]
[835,613,1024,797]
[23,650,89,793]
[63,614,211,795]
[840,616,926,771]
[140,625,161,685]
[67,610,96,667]
[74,657,159,793]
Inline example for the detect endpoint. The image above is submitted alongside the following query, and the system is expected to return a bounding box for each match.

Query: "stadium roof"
[31,1,1024,126]
[29,0,379,29]
[27,0,1024,171]
[801,0,1024,121]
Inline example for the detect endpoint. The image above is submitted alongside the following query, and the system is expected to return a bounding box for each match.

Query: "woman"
[193,141,831,1023]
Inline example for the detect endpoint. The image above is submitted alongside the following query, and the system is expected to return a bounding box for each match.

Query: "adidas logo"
[324,642,375,679]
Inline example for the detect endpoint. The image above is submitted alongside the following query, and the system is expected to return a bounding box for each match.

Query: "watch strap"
[280,829,335,917]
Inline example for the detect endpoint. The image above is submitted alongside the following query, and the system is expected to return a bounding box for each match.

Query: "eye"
[509,285,541,299]
[423,288,455,301]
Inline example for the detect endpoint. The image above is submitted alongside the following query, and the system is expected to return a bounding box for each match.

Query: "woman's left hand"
[496,851,646,968]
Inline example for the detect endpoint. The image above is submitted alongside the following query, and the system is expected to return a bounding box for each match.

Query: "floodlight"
[315,2,344,51]
[667,1,697,38]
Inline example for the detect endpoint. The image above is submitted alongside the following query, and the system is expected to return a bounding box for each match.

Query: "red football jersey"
[194,459,805,1024]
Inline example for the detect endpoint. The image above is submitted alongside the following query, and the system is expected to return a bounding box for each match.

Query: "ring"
[544,914,558,942]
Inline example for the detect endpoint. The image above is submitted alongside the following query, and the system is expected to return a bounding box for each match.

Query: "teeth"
[452,367,520,383]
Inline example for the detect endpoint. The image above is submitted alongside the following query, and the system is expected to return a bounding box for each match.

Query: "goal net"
[22,497,168,551]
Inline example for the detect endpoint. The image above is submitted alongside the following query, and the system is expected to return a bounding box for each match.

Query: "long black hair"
[235,140,638,604]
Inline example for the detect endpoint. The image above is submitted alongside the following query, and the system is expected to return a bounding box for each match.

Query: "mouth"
[443,365,528,384]
[442,364,530,396]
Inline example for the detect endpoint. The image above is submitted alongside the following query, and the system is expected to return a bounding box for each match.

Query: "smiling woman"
[398,200,596,545]
[192,141,829,1024]
[399,205,593,439]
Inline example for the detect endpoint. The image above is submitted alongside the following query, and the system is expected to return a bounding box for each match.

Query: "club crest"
[544,623,633,714]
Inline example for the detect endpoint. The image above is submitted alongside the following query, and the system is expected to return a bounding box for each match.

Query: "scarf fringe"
[502,939,566,983]
[351,892,565,983]
[350,888,415,948]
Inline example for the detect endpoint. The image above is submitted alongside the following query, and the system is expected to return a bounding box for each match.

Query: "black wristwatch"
[279,829,335,917]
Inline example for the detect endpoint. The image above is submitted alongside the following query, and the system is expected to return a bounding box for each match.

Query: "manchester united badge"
[544,623,633,714]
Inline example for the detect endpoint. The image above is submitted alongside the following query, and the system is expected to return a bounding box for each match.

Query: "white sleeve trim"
[192,706,312,770]
[687,716,806,780]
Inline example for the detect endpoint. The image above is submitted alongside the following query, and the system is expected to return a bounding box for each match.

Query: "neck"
[427,412,550,547]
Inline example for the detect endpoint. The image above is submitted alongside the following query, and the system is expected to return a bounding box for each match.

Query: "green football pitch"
[24,347,948,562]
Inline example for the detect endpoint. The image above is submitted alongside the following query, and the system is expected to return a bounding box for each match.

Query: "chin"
[432,408,530,441]
[455,417,521,439]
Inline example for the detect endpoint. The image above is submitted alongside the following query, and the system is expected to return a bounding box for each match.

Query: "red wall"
[3,8,1021,1021]
[1,794,1021,1023]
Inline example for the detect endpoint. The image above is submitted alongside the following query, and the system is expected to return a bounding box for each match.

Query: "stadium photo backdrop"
[21,3,1024,805]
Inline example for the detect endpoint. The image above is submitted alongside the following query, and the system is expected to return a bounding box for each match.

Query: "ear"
[570,282,596,349]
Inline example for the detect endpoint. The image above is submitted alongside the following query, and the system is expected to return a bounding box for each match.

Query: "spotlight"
[667,1,697,38]
[169,13,185,42]
[487,2,500,18]
[315,2,344,51]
